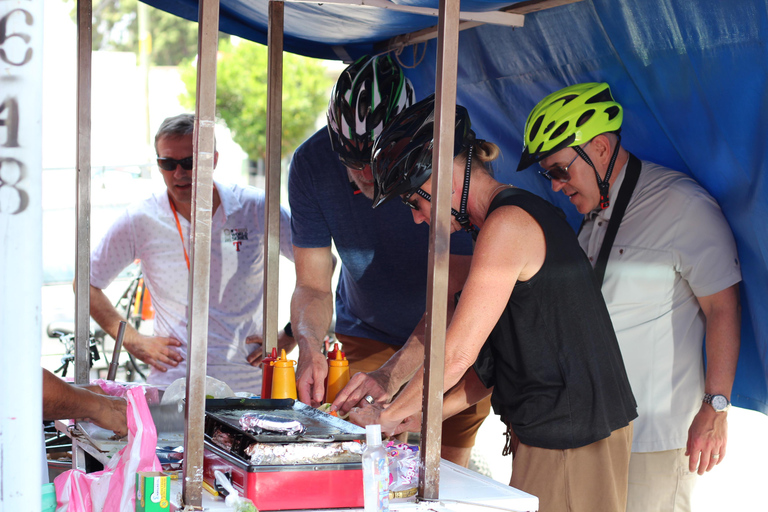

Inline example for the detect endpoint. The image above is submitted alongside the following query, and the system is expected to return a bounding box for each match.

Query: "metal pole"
[0,0,44,505]
[182,0,220,506]
[263,0,284,356]
[419,0,461,501]
[74,0,92,386]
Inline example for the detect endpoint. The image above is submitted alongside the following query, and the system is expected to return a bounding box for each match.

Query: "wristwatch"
[703,393,730,412]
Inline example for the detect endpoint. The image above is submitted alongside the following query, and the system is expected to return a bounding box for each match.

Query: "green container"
[42,483,57,512]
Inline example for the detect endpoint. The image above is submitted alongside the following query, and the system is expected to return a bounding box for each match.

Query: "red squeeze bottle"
[323,342,342,403]
[261,347,278,399]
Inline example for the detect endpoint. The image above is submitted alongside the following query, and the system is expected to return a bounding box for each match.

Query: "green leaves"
[179,38,334,163]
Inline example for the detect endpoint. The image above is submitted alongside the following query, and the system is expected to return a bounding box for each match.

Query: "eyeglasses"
[340,157,368,171]
[157,156,194,171]
[538,141,590,183]
[401,189,431,211]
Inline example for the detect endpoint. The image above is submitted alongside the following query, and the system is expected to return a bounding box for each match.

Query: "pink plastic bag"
[54,386,162,511]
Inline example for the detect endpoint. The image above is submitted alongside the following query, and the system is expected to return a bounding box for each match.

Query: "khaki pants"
[627,448,697,512]
[337,333,491,448]
[509,423,633,512]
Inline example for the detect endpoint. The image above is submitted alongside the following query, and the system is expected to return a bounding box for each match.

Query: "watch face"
[712,395,729,411]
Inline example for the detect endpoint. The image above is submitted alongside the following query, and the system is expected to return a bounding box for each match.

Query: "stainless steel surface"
[420,0,461,501]
[107,320,127,380]
[183,0,221,507]
[149,402,186,433]
[74,0,92,386]
[263,0,285,356]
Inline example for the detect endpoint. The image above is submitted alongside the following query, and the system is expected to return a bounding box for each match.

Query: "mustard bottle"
[325,349,350,404]
[271,349,298,399]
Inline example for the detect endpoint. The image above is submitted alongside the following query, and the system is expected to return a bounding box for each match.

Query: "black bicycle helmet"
[327,54,415,169]
[371,94,474,208]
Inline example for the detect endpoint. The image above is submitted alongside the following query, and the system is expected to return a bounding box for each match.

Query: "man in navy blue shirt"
[288,55,488,466]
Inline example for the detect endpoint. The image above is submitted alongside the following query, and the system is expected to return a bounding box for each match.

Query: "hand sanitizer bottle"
[363,424,390,512]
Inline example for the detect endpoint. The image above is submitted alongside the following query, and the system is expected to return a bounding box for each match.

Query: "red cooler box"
[202,398,365,510]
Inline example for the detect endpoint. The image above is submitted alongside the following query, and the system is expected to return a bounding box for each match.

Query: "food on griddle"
[245,440,364,465]
[239,412,306,435]
[211,426,235,451]
[317,403,350,419]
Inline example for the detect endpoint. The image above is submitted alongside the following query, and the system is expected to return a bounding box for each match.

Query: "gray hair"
[154,113,217,154]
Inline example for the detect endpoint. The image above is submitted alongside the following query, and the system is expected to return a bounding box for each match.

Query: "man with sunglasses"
[287,55,488,466]
[85,113,294,393]
[517,83,741,512]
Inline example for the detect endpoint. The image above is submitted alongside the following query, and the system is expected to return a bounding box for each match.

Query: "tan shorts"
[627,448,697,512]
[508,423,633,512]
[336,333,491,449]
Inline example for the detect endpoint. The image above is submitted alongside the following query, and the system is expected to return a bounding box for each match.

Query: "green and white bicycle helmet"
[327,54,415,169]
[516,82,622,172]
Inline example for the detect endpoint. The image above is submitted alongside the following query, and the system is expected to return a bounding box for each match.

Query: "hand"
[83,394,128,437]
[349,403,403,437]
[246,329,298,366]
[124,334,183,373]
[330,370,390,416]
[393,413,422,436]
[686,404,728,475]
[296,349,329,407]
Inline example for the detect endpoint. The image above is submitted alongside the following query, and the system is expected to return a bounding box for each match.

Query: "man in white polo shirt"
[517,83,742,512]
[85,113,294,393]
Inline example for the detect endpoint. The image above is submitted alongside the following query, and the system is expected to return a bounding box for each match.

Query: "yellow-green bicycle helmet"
[516,82,622,172]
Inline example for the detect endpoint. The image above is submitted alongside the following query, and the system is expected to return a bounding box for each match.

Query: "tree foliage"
[179,39,335,163]
[70,0,200,66]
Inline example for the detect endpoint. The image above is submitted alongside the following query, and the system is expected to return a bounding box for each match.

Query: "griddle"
[204,398,365,445]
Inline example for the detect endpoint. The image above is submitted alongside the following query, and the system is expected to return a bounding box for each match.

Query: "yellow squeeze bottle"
[325,350,350,403]
[271,349,298,399]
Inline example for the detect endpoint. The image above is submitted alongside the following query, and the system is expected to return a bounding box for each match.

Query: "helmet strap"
[413,145,479,241]
[573,133,622,210]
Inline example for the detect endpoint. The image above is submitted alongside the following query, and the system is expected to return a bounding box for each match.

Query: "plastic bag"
[160,376,234,406]
[214,470,257,512]
[54,386,162,511]
[92,379,160,404]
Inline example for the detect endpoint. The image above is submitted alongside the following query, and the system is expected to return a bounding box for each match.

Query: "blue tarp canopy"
[143,0,768,413]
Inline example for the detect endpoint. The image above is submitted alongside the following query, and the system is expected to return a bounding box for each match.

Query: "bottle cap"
[329,349,349,367]
[365,424,382,446]
[273,348,296,367]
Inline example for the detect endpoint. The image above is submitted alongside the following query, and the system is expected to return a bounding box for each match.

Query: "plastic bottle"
[271,349,298,399]
[363,424,390,512]
[260,347,278,399]
[325,349,350,403]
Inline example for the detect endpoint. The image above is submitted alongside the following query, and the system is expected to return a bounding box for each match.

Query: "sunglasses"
[538,141,590,183]
[340,157,368,171]
[157,156,194,171]
[401,189,431,211]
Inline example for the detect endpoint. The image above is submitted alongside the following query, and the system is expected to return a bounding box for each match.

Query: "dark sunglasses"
[538,141,590,183]
[401,189,431,211]
[340,157,368,171]
[157,156,194,171]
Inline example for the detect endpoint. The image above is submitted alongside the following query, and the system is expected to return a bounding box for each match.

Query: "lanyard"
[580,153,642,285]
[168,197,191,271]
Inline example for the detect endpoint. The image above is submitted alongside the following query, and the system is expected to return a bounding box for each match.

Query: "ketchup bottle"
[323,341,342,402]
[261,347,278,399]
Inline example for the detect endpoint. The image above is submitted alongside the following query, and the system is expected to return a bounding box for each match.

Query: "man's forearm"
[700,284,741,399]
[88,284,141,347]
[291,285,334,353]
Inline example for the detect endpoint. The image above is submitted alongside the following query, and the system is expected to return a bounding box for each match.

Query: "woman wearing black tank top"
[350,95,636,512]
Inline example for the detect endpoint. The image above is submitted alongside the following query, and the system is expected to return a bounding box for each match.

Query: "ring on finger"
[712,453,720,459]
[364,395,375,404]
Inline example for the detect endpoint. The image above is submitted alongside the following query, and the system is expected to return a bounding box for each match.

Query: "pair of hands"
[294,351,420,436]
[124,329,296,372]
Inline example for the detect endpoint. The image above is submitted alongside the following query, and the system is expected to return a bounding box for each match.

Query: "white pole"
[0,0,45,509]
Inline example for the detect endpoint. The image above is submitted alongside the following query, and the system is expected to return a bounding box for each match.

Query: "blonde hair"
[456,140,501,176]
